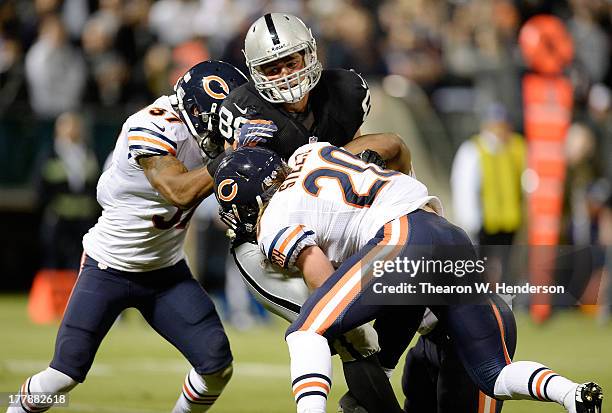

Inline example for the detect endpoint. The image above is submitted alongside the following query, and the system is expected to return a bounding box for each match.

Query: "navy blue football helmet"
[214,147,288,235]
[172,60,247,158]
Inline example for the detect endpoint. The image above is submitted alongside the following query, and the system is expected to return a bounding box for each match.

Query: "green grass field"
[0,294,610,413]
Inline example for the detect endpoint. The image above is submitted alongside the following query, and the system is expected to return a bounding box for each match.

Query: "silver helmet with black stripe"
[243,13,322,104]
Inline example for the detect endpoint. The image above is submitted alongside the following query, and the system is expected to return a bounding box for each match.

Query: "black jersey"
[218,69,371,160]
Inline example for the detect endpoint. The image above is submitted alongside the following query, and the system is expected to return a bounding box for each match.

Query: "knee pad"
[333,323,380,363]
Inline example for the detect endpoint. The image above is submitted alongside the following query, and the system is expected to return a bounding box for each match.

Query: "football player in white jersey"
[216,13,412,413]
[6,61,247,413]
[213,144,603,413]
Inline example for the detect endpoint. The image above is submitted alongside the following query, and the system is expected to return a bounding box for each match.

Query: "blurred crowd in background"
[0,1,609,125]
[1,0,611,325]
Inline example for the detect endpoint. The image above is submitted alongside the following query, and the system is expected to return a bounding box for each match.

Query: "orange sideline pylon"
[27,269,77,324]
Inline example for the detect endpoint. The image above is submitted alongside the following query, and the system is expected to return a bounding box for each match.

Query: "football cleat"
[338,392,368,413]
[574,382,603,413]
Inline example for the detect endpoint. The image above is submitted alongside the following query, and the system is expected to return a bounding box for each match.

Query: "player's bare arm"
[296,245,335,291]
[139,154,213,209]
[346,131,413,174]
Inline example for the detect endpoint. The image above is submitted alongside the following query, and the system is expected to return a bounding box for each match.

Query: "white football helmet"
[243,13,322,104]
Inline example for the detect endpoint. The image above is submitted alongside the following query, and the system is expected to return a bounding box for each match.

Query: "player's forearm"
[296,246,335,291]
[159,167,214,209]
[140,155,214,209]
[346,133,413,174]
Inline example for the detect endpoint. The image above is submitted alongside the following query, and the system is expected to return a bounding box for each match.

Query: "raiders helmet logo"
[217,179,238,201]
[202,75,230,100]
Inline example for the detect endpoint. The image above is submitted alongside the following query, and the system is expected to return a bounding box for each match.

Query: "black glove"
[200,113,225,158]
[358,149,386,169]
[219,207,257,247]
[201,136,224,159]
[231,229,257,247]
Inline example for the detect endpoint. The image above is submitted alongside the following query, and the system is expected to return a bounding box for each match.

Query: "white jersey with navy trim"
[258,142,442,270]
[83,95,209,272]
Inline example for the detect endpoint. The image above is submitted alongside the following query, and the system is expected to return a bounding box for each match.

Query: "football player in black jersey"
[208,12,409,413]
[207,11,528,413]
[206,10,511,413]
[216,12,411,174]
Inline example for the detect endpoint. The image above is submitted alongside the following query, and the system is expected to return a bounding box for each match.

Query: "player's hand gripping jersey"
[258,142,442,270]
[219,69,371,159]
[83,96,210,271]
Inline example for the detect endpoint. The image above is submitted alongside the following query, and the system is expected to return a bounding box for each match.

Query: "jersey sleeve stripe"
[128,127,178,149]
[277,225,305,255]
[128,145,169,156]
[284,230,315,267]
[128,136,177,155]
[267,226,290,261]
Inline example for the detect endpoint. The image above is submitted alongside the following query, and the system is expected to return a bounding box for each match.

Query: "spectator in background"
[81,12,129,106]
[143,43,173,97]
[18,0,63,51]
[318,2,387,75]
[378,0,445,90]
[562,123,602,246]
[118,0,154,65]
[116,0,156,106]
[443,0,522,123]
[169,39,209,86]
[36,112,100,270]
[219,18,252,75]
[450,103,525,248]
[0,0,24,113]
[567,0,610,101]
[193,0,258,59]
[24,14,86,118]
[60,0,90,42]
[148,0,199,46]
[599,191,612,323]
[556,121,607,310]
[586,84,612,184]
